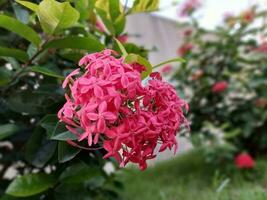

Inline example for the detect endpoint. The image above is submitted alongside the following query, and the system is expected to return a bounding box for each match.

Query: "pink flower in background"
[212,81,228,93]
[183,29,193,37]
[178,0,201,17]
[58,50,188,170]
[161,64,173,74]
[95,20,105,32]
[254,42,267,53]
[235,153,255,169]
[177,43,193,56]
[117,34,128,43]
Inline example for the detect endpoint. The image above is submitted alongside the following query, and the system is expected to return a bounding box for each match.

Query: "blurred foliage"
[0,0,158,199]
[173,6,267,166]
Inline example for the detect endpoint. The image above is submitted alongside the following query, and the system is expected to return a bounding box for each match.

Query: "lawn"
[120,149,267,200]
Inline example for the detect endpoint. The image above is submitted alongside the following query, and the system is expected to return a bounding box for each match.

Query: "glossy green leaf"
[124,53,152,79]
[59,162,100,183]
[37,0,80,34]
[0,14,41,46]
[40,115,78,141]
[0,124,19,140]
[0,47,28,62]
[52,122,78,141]
[44,36,104,52]
[153,57,186,69]
[58,141,81,163]
[40,114,58,136]
[6,173,56,197]
[114,38,127,56]
[25,127,57,168]
[131,0,159,13]
[16,0,38,12]
[28,66,64,79]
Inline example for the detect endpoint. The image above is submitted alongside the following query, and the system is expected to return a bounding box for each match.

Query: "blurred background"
[120,0,267,199]
[0,0,267,200]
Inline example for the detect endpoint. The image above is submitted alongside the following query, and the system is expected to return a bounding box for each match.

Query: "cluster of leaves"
[0,0,159,199]
[173,6,267,167]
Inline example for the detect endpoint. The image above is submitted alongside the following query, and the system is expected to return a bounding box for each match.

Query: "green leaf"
[6,173,56,197]
[25,127,57,168]
[95,8,115,35]
[0,124,19,140]
[40,115,78,141]
[0,14,41,46]
[59,162,100,184]
[131,0,159,13]
[114,38,127,56]
[0,47,28,62]
[37,0,80,34]
[16,0,38,12]
[28,66,64,79]
[0,67,12,87]
[44,36,104,52]
[153,57,186,69]
[12,3,29,24]
[52,122,77,141]
[40,114,58,136]
[124,53,152,79]
[58,141,81,163]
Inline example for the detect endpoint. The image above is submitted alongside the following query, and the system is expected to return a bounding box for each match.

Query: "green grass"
[119,149,267,200]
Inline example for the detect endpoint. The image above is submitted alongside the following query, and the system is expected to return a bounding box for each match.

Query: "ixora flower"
[212,81,228,93]
[178,0,201,17]
[177,43,193,56]
[235,153,255,169]
[58,49,189,170]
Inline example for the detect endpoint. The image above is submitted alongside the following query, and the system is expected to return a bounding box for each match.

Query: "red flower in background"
[212,81,228,93]
[177,43,193,56]
[183,29,193,37]
[235,153,255,169]
[117,35,128,43]
[241,9,254,24]
[161,64,173,74]
[178,0,201,17]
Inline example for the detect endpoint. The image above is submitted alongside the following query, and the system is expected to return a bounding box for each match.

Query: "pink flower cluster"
[58,50,188,170]
[177,43,193,56]
[178,0,201,17]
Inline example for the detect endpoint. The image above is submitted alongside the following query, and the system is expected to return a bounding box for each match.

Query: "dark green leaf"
[0,47,28,62]
[0,14,41,46]
[44,36,104,52]
[25,127,57,168]
[0,67,12,87]
[6,173,56,197]
[52,122,77,141]
[28,66,64,79]
[58,141,81,163]
[59,162,100,183]
[0,124,19,140]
